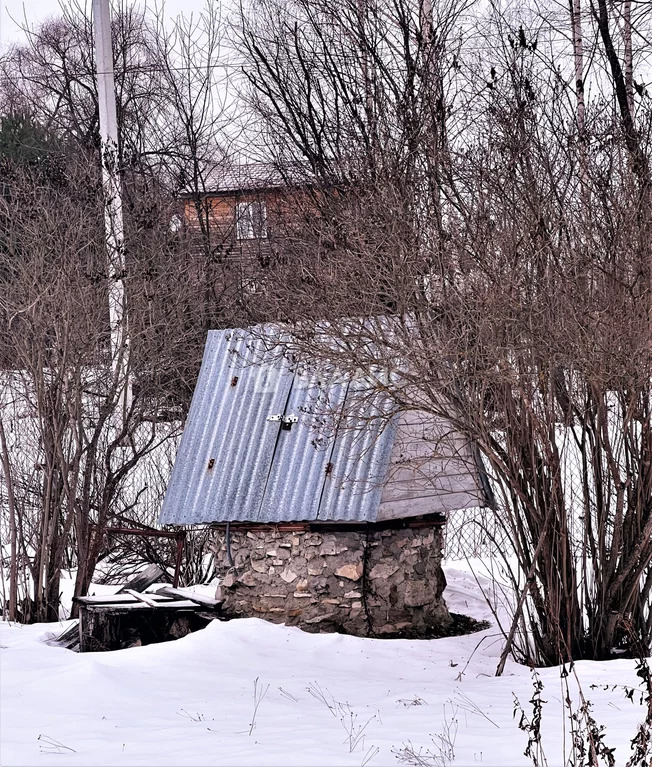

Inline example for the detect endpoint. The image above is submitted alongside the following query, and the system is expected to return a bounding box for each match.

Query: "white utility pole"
[93,0,131,424]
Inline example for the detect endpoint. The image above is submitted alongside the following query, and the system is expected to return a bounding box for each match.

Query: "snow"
[1,566,648,766]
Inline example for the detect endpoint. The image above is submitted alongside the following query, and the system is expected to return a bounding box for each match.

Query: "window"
[236,201,267,240]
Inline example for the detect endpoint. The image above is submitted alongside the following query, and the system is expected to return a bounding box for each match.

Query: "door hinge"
[267,414,299,430]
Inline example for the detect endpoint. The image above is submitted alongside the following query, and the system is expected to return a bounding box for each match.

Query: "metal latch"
[267,414,299,431]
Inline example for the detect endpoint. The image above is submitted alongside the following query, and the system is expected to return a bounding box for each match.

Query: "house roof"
[158,328,398,526]
[181,162,309,197]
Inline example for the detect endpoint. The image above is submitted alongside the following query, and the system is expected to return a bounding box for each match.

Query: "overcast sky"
[0,0,209,51]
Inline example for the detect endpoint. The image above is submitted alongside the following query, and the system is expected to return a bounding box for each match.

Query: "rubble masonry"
[212,525,451,637]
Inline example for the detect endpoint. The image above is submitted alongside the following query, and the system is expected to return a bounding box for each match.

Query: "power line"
[2,15,649,81]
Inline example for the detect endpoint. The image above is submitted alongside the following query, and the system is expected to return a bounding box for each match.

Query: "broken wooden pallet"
[50,621,81,651]
[50,592,221,653]
[73,589,222,652]
[116,564,166,594]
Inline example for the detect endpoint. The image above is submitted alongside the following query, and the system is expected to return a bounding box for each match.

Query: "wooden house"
[179,163,304,284]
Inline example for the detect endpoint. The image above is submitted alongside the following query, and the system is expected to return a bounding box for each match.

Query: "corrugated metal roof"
[317,385,398,522]
[159,328,397,525]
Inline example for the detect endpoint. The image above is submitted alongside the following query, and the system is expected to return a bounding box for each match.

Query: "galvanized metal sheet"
[258,369,349,522]
[159,330,294,525]
[316,383,398,523]
[159,329,399,524]
[159,327,482,526]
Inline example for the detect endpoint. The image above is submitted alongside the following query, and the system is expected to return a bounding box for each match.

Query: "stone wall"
[212,525,451,637]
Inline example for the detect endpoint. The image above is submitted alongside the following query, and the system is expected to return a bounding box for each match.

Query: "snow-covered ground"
[1,565,648,766]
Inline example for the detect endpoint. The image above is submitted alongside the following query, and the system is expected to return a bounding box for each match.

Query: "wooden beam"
[156,586,222,609]
[124,589,162,608]
[74,593,170,605]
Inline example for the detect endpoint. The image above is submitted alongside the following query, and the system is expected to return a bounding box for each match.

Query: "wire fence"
[0,395,638,577]
[117,430,181,527]
[443,505,513,561]
[0,371,182,580]
[442,437,588,562]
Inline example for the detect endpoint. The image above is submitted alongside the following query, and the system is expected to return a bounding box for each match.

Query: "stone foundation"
[212,525,451,637]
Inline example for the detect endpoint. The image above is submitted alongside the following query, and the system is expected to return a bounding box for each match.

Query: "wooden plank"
[391,411,473,460]
[377,491,484,521]
[210,522,309,533]
[78,607,88,653]
[381,473,482,503]
[124,589,162,608]
[155,586,221,608]
[386,457,477,485]
[82,599,199,612]
[48,621,80,651]
[116,564,166,594]
[74,593,172,605]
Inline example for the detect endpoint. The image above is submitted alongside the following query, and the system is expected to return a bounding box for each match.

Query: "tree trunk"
[0,418,19,621]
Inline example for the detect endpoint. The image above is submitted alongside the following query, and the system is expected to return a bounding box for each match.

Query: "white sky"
[0,0,210,51]
[2,1,649,85]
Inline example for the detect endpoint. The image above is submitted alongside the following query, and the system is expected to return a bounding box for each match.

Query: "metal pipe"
[225,522,234,567]
[173,532,185,588]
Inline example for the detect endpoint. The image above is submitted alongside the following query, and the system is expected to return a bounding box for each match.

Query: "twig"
[278,686,299,703]
[249,677,270,735]
[37,734,76,754]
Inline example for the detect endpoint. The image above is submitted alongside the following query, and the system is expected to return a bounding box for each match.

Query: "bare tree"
[0,1,164,165]
[0,114,246,620]
[147,4,245,331]
[235,0,652,664]
[0,0,259,620]
[0,0,249,327]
